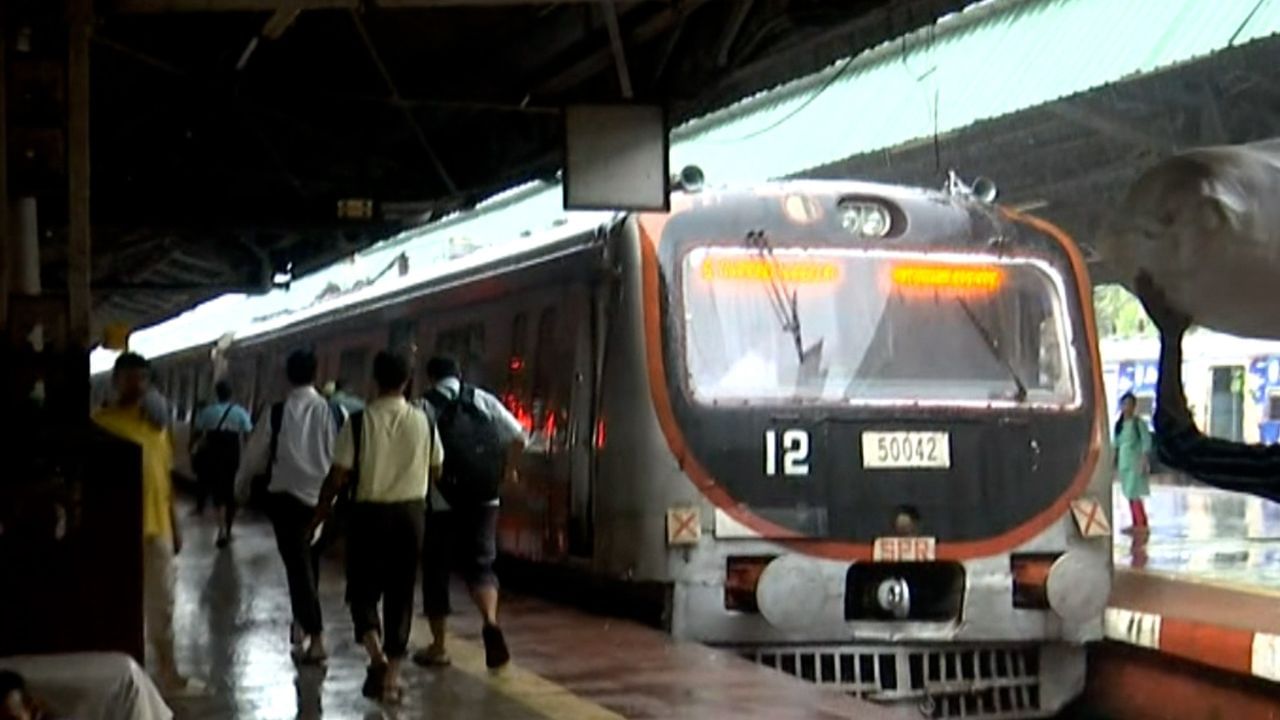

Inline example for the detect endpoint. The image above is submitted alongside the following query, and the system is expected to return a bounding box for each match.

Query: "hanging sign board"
[564,104,669,211]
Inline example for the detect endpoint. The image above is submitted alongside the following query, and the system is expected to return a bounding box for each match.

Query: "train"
[93,178,1112,718]
[1102,332,1280,445]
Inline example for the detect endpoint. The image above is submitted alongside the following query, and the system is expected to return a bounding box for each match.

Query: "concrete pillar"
[12,197,40,295]
[67,0,92,347]
[0,12,9,329]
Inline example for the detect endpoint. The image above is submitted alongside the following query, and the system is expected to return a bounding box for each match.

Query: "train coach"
[94,178,1112,718]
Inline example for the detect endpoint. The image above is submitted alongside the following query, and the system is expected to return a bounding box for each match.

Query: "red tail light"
[725,556,773,613]
[1011,553,1059,609]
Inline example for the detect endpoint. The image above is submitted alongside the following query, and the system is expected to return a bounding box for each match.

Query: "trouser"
[267,492,324,636]
[143,535,177,675]
[347,501,425,659]
[1129,499,1149,528]
[197,469,238,518]
[422,505,500,618]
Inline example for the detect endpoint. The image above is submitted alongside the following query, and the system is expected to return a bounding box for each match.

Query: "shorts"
[421,505,499,617]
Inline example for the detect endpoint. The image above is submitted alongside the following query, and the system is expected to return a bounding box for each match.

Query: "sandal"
[482,624,511,669]
[412,646,452,668]
[361,662,387,701]
[381,684,404,706]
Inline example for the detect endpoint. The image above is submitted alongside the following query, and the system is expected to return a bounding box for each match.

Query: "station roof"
[673,0,1280,282]
[13,0,979,331]
[92,0,1280,368]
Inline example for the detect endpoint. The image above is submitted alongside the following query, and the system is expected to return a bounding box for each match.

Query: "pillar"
[67,0,92,347]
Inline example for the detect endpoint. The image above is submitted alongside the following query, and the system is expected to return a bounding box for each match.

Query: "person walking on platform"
[191,380,252,547]
[1114,391,1153,535]
[310,351,443,704]
[1134,273,1280,502]
[414,355,527,671]
[236,350,335,664]
[93,353,200,696]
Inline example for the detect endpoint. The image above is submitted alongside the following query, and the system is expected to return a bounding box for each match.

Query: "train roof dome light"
[672,165,705,194]
[945,169,998,204]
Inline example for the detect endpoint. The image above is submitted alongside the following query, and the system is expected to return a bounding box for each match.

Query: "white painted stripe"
[1105,607,1162,650]
[713,508,760,539]
[1251,632,1280,682]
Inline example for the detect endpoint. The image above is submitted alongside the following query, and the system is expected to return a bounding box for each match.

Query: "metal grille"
[743,645,1043,719]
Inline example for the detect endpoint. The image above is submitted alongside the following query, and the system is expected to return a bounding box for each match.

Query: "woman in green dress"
[1115,392,1153,534]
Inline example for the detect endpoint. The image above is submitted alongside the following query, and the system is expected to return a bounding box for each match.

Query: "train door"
[1209,365,1245,441]
[567,288,595,558]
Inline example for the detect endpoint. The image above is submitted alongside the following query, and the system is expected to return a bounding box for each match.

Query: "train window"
[680,249,1078,406]
[436,323,486,383]
[338,348,370,392]
[389,319,417,356]
[1136,395,1155,418]
[511,313,528,358]
[533,308,558,400]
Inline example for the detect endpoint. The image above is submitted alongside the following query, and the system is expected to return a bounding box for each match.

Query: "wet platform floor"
[166,507,898,720]
[1112,480,1280,592]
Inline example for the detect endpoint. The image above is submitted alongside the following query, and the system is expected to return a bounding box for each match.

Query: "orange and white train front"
[595,180,1112,718]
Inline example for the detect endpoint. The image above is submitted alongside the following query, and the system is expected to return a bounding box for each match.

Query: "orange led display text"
[700,257,839,284]
[891,264,1002,292]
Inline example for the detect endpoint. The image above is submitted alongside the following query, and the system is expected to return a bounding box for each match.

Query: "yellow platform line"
[414,620,625,720]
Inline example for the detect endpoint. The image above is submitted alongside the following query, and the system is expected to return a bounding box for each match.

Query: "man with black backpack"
[235,349,335,664]
[414,356,528,671]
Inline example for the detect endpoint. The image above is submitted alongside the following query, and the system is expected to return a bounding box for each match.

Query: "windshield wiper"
[955,298,1028,402]
[746,230,805,364]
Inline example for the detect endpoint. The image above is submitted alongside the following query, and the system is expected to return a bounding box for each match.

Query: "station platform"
[1097,483,1280,717]
[165,506,900,720]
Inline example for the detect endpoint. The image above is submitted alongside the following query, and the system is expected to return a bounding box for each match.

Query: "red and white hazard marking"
[666,507,701,545]
[1070,497,1111,537]
[1105,607,1280,684]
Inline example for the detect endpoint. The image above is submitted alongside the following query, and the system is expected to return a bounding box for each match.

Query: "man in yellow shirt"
[92,352,194,695]
[310,351,442,705]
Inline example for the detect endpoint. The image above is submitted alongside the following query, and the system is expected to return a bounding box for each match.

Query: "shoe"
[482,624,510,669]
[412,646,452,668]
[361,662,388,701]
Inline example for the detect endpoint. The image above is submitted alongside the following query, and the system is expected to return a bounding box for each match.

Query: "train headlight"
[838,200,892,238]
[875,577,911,619]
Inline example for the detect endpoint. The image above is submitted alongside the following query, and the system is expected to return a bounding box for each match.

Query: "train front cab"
[594,183,1112,718]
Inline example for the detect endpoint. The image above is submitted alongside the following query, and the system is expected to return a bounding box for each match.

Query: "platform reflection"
[1113,480,1280,591]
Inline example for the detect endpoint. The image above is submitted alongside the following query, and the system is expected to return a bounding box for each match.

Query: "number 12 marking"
[764,428,810,476]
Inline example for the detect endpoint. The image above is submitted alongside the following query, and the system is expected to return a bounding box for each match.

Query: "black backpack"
[424,385,504,506]
[192,405,241,479]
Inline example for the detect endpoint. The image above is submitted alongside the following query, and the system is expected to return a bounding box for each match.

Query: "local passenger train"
[93,179,1112,718]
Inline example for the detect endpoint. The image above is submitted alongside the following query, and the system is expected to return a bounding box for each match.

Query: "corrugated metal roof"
[95,0,1280,370]
[670,0,1280,184]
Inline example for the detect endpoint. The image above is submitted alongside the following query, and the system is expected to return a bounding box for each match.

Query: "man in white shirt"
[414,355,527,671]
[310,351,442,704]
[235,349,335,664]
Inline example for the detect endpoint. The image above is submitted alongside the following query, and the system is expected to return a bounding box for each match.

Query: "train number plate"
[873,536,937,562]
[861,431,950,469]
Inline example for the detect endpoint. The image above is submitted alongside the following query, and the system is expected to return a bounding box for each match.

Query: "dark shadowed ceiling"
[5,0,977,331]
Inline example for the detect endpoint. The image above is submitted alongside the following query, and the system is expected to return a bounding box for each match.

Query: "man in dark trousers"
[414,355,528,671]
[191,380,252,547]
[1135,272,1280,502]
[310,351,443,704]
[236,350,335,663]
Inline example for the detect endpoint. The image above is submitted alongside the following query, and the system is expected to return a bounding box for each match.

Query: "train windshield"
[681,247,1077,406]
